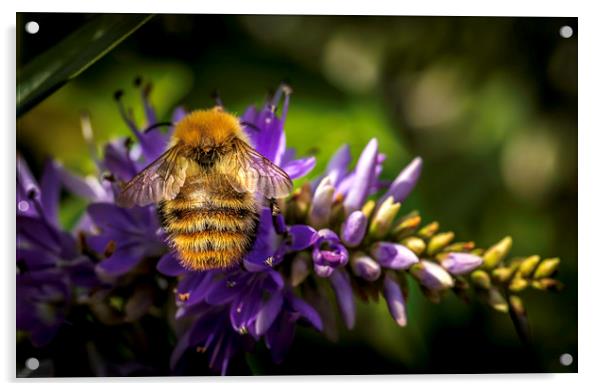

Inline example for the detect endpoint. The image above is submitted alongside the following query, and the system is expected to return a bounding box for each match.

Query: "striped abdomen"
[159,173,259,271]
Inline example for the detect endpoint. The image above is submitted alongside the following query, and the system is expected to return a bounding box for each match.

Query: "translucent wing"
[116,144,189,207]
[226,139,293,198]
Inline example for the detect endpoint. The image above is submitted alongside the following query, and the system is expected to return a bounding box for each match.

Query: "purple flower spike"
[329,269,355,329]
[383,271,407,327]
[378,157,422,206]
[341,210,368,247]
[350,252,381,282]
[370,242,419,270]
[312,229,349,268]
[441,253,483,275]
[343,139,379,214]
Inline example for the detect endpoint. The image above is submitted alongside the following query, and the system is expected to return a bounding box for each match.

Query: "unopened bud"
[517,255,540,277]
[470,270,491,290]
[368,196,400,239]
[410,261,454,291]
[291,253,311,287]
[341,210,368,248]
[508,277,529,292]
[533,258,560,279]
[361,199,376,219]
[482,236,513,269]
[491,267,516,284]
[350,252,381,282]
[487,288,508,313]
[417,221,439,238]
[426,232,455,255]
[371,242,419,270]
[382,271,407,327]
[509,295,526,316]
[440,252,483,275]
[443,241,475,252]
[308,177,335,229]
[401,236,426,256]
[391,212,421,238]
[531,278,563,291]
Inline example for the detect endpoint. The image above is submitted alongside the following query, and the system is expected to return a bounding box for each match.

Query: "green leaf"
[17,14,154,117]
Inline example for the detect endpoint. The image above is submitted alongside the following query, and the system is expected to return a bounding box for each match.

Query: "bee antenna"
[211,89,224,108]
[143,122,174,134]
[240,121,261,133]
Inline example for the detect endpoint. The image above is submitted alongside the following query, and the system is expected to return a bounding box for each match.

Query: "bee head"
[172,107,248,149]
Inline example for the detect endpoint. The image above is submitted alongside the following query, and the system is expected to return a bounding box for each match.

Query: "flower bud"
[382,271,407,327]
[470,270,491,290]
[341,210,368,248]
[286,183,312,221]
[392,212,421,238]
[370,242,419,270]
[426,232,455,255]
[441,252,483,275]
[308,177,335,228]
[482,236,513,269]
[531,278,563,291]
[378,157,422,205]
[410,261,454,291]
[417,221,439,238]
[329,269,355,329]
[401,236,426,256]
[361,199,376,219]
[491,266,516,284]
[509,277,528,292]
[291,253,311,287]
[509,295,526,316]
[443,241,475,253]
[533,258,560,279]
[517,255,540,277]
[368,196,400,239]
[487,288,509,313]
[350,252,381,282]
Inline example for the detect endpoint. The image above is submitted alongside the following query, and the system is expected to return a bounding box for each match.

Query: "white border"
[4,1,601,390]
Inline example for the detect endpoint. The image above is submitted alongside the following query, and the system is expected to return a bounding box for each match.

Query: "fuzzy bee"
[116,107,293,271]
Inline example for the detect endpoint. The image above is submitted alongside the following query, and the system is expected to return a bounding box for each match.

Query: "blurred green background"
[17,13,577,374]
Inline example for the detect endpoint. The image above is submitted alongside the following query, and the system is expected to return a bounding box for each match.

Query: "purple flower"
[16,159,98,346]
[441,253,483,275]
[312,229,349,273]
[87,203,165,277]
[370,242,419,270]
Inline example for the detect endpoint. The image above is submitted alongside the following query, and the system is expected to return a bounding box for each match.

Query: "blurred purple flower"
[441,253,483,275]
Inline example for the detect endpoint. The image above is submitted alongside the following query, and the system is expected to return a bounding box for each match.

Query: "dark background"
[17,13,577,375]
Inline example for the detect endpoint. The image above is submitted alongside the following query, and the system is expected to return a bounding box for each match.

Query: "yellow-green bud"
[488,288,509,313]
[491,267,515,284]
[531,278,564,291]
[509,295,526,316]
[470,270,491,290]
[361,199,376,219]
[482,236,513,269]
[401,236,426,256]
[426,232,455,256]
[368,196,401,239]
[417,221,439,238]
[391,212,421,238]
[509,277,529,292]
[533,258,560,279]
[517,255,541,277]
[443,241,475,252]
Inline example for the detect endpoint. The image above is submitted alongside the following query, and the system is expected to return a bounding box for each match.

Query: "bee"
[116,107,293,271]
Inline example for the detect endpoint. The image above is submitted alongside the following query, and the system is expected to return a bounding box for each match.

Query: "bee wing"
[227,139,293,198]
[116,144,189,207]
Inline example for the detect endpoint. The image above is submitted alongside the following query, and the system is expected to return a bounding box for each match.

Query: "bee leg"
[269,197,287,235]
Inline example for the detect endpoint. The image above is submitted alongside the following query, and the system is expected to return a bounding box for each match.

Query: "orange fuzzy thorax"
[171,108,247,147]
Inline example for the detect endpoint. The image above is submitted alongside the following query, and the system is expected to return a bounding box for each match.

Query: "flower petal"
[343,139,379,213]
[378,157,422,206]
[329,269,355,329]
[157,251,187,276]
[282,156,316,179]
[255,291,284,336]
